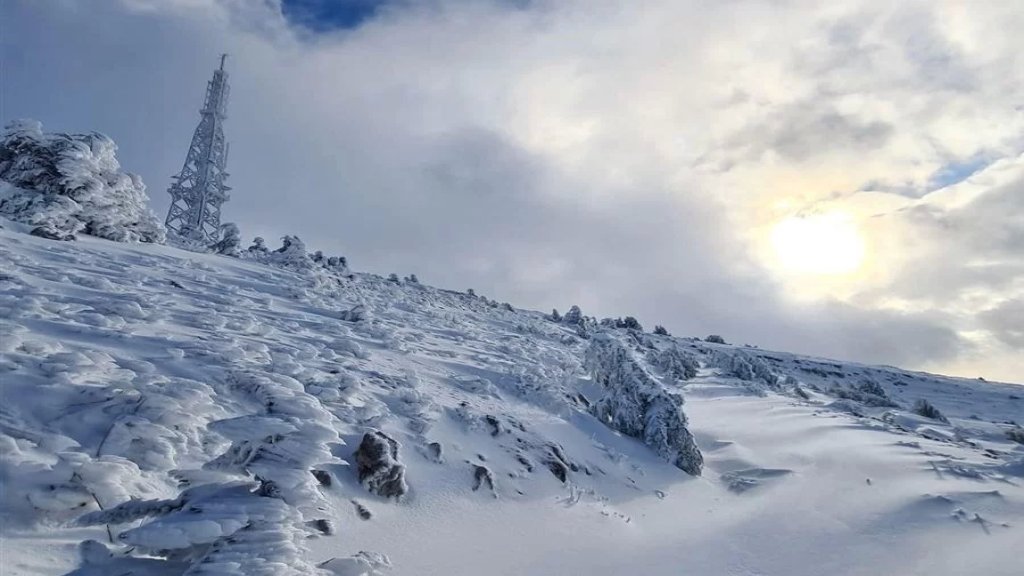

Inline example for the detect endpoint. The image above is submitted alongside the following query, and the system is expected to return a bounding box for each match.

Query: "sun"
[770,212,866,276]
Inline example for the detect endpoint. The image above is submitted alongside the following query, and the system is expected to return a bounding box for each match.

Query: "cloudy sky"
[3,0,1022,382]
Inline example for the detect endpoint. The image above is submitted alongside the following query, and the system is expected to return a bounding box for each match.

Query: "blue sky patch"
[281,0,390,31]
[928,155,991,190]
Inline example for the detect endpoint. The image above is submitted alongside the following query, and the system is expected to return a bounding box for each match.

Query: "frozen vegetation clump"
[711,350,777,390]
[912,398,949,423]
[562,305,583,326]
[1007,427,1024,445]
[653,346,700,381]
[211,222,242,256]
[561,305,597,338]
[584,334,703,475]
[832,379,899,408]
[0,119,165,242]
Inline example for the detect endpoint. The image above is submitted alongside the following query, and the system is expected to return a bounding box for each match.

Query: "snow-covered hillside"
[1,223,1021,576]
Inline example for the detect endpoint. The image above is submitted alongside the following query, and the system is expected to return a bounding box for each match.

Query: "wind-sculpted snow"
[584,334,703,475]
[2,223,1023,576]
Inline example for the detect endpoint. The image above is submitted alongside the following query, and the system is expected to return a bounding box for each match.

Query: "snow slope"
[1,224,1021,575]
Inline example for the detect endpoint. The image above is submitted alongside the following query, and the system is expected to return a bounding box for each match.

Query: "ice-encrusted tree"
[0,119,165,242]
[563,305,583,326]
[584,334,703,475]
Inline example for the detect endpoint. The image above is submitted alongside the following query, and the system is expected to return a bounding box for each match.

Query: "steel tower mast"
[165,54,232,244]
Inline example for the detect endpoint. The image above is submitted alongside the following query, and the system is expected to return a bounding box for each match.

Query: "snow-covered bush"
[653,346,699,381]
[912,398,948,423]
[1007,427,1024,445]
[584,335,703,475]
[618,316,643,331]
[563,305,583,326]
[268,235,313,271]
[705,334,726,344]
[247,236,269,255]
[0,119,165,242]
[561,305,597,338]
[712,350,777,388]
[831,379,898,408]
[653,325,669,336]
[550,308,562,322]
[311,250,350,276]
[211,222,242,256]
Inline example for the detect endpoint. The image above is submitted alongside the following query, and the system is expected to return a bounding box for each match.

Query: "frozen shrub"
[654,347,699,381]
[0,119,165,242]
[405,274,419,284]
[912,399,949,423]
[831,381,898,408]
[268,235,312,271]
[466,288,476,297]
[1007,427,1024,445]
[712,351,777,388]
[653,325,669,336]
[211,222,241,256]
[705,334,727,344]
[857,379,887,398]
[387,273,400,283]
[247,236,269,255]
[550,308,562,322]
[563,305,583,326]
[618,316,643,331]
[584,334,703,475]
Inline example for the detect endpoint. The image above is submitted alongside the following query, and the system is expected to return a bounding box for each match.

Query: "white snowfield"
[1,223,1021,576]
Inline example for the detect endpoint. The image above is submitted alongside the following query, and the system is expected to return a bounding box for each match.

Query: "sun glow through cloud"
[770,213,866,277]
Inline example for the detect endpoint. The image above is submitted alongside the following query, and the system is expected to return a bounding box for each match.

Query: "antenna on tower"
[164,56,233,246]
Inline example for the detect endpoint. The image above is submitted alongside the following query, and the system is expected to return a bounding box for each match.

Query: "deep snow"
[1,223,1021,575]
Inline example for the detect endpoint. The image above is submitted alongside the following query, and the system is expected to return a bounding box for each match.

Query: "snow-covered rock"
[354,431,408,499]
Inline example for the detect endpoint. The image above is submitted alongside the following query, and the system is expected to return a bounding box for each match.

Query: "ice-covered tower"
[165,54,232,244]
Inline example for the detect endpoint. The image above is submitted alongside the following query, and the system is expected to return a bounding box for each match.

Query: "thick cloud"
[2,0,1021,381]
